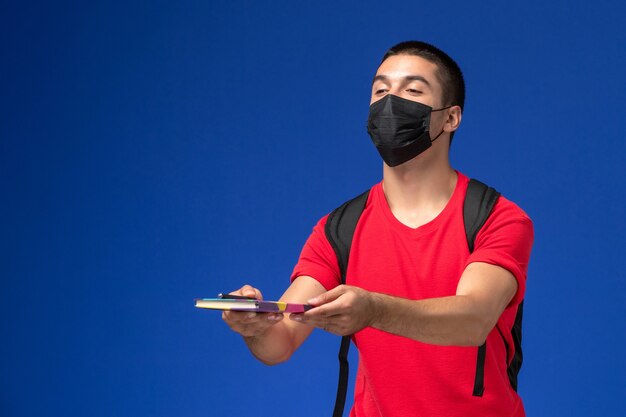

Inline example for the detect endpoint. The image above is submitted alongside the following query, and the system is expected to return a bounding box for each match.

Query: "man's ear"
[445,105,462,133]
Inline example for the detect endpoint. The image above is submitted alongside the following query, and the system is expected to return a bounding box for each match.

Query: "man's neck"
[381,156,457,229]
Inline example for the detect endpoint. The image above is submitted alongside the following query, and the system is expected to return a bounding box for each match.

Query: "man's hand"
[222,285,284,337]
[289,285,377,336]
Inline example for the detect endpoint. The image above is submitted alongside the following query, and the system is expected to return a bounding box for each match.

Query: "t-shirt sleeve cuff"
[465,251,527,307]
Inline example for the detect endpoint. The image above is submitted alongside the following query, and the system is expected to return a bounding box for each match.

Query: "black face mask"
[367,94,451,167]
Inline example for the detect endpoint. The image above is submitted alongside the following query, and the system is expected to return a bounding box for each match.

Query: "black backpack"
[324,179,524,417]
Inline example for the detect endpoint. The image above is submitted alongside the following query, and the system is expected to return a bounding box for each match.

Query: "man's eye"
[375,89,388,94]
[406,89,422,94]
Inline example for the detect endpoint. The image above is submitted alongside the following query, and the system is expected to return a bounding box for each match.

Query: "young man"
[223,41,534,416]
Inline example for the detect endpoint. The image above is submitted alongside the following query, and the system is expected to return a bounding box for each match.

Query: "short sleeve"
[465,197,534,307]
[290,215,341,290]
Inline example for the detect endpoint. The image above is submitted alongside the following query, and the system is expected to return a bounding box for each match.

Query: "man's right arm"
[222,276,327,365]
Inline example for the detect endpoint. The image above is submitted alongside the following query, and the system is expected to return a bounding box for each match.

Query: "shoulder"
[459,172,532,229]
[460,174,534,253]
[474,190,535,257]
[327,184,379,215]
[290,184,379,290]
[468,192,534,306]
[305,182,381,245]
[312,183,381,247]
[491,194,533,231]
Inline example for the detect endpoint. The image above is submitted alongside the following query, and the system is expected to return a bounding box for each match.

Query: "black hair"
[381,41,465,143]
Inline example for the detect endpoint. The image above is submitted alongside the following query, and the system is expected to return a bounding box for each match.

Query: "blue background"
[2,1,625,416]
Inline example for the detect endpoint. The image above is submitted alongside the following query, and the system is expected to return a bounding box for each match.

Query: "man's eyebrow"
[371,74,431,86]
[404,75,430,86]
[372,75,388,84]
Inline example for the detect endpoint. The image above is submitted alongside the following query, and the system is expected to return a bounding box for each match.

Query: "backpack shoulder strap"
[324,189,370,417]
[464,179,501,397]
[464,179,501,252]
[325,190,371,283]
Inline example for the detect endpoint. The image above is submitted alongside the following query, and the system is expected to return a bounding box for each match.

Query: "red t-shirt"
[291,172,534,417]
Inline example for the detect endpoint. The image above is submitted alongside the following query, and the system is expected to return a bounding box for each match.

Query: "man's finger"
[304,296,349,319]
[224,310,255,323]
[290,309,341,325]
[291,314,346,336]
[239,285,263,300]
[307,285,345,306]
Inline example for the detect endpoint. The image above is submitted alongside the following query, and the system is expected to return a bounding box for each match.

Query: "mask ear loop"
[430,128,446,143]
[429,105,453,143]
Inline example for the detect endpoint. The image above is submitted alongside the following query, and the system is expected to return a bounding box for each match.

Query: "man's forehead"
[374,55,439,83]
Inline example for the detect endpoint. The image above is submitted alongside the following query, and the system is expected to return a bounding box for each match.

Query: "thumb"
[307,285,345,306]
[240,285,263,300]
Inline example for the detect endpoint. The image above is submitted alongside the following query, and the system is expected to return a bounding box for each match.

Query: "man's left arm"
[290,262,517,347]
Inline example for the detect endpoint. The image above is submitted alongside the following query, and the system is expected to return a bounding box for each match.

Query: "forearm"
[370,293,495,346]
[225,278,324,365]
[242,320,300,365]
[295,264,516,344]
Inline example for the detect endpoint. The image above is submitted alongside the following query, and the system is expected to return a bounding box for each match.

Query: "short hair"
[380,41,465,111]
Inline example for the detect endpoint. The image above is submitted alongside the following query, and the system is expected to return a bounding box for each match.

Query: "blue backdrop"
[2,1,625,416]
